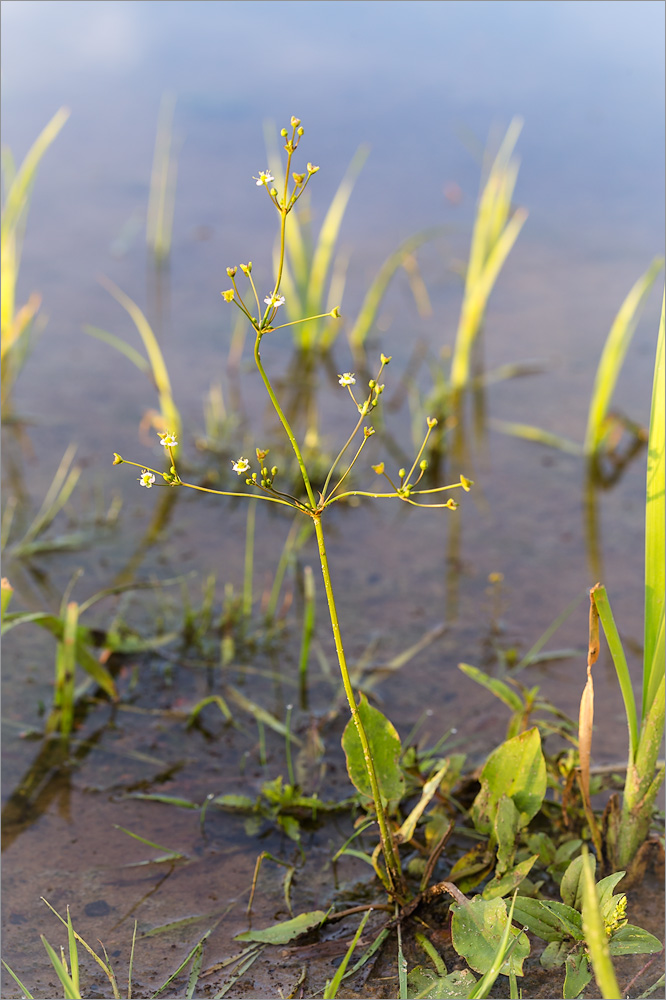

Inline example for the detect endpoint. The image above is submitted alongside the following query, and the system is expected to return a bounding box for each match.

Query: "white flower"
[232,457,251,475]
[338,372,356,386]
[254,170,274,186]
[160,432,178,448]
[264,294,285,309]
[139,470,156,488]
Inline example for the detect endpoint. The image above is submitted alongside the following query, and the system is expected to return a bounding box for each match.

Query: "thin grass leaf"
[99,275,180,435]
[305,145,370,320]
[324,909,373,999]
[52,602,78,738]
[39,899,121,1000]
[223,685,303,744]
[580,850,621,999]
[515,589,588,670]
[40,938,78,998]
[128,920,137,1000]
[1,107,69,344]
[591,584,639,761]
[1,959,35,999]
[458,663,524,713]
[643,290,665,716]
[489,418,583,455]
[348,228,447,350]
[187,695,233,725]
[65,908,80,998]
[83,325,152,374]
[415,931,447,977]
[114,824,185,858]
[17,444,80,547]
[243,501,255,619]
[151,925,218,998]
[397,917,409,1000]
[450,119,525,391]
[212,947,262,998]
[584,258,664,457]
[147,93,178,264]
[298,565,316,701]
[185,940,205,999]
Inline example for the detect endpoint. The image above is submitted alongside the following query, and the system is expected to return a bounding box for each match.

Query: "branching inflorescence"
[113,117,472,901]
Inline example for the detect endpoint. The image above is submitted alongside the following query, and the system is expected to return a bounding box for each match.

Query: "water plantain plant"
[113,117,474,904]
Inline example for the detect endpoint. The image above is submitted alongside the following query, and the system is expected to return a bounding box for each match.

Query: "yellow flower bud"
[113,453,123,465]
[372,463,385,475]
[226,266,237,277]
[221,289,235,302]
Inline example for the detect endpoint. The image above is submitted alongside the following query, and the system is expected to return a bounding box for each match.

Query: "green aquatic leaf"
[341,692,405,802]
[608,924,663,956]
[471,727,546,835]
[450,896,529,978]
[407,965,478,999]
[234,909,327,944]
[563,952,591,999]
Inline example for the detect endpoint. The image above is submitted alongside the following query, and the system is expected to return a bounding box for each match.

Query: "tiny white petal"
[338,372,356,386]
[139,470,156,488]
[232,457,251,475]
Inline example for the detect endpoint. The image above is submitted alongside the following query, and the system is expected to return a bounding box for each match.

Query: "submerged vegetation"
[2,113,664,999]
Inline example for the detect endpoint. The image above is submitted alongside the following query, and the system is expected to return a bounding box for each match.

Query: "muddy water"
[2,2,665,997]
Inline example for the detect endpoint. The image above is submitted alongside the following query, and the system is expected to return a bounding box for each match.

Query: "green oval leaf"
[341,693,405,802]
[234,909,327,944]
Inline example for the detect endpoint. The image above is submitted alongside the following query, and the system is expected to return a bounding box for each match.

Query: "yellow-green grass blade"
[53,602,79,738]
[584,258,664,457]
[100,276,180,435]
[580,850,621,999]
[348,228,447,350]
[592,585,639,761]
[41,936,79,999]
[18,444,81,548]
[147,93,177,264]
[450,206,527,391]
[83,325,152,375]
[1,107,69,338]
[466,118,522,292]
[40,898,121,1000]
[66,908,80,998]
[1,960,35,999]
[323,909,372,999]
[643,291,665,717]
[305,143,369,320]
[489,418,583,455]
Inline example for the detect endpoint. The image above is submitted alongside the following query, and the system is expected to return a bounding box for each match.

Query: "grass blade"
[83,325,152,374]
[643,290,665,716]
[580,849,621,999]
[1,959,35,999]
[348,227,448,351]
[99,275,180,435]
[592,584,639,761]
[584,258,663,457]
[323,909,373,999]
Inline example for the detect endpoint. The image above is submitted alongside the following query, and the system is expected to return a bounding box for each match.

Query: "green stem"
[253,333,317,509]
[312,514,405,900]
[243,502,255,619]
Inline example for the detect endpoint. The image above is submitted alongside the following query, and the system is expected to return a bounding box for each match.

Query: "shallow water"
[2,2,664,997]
